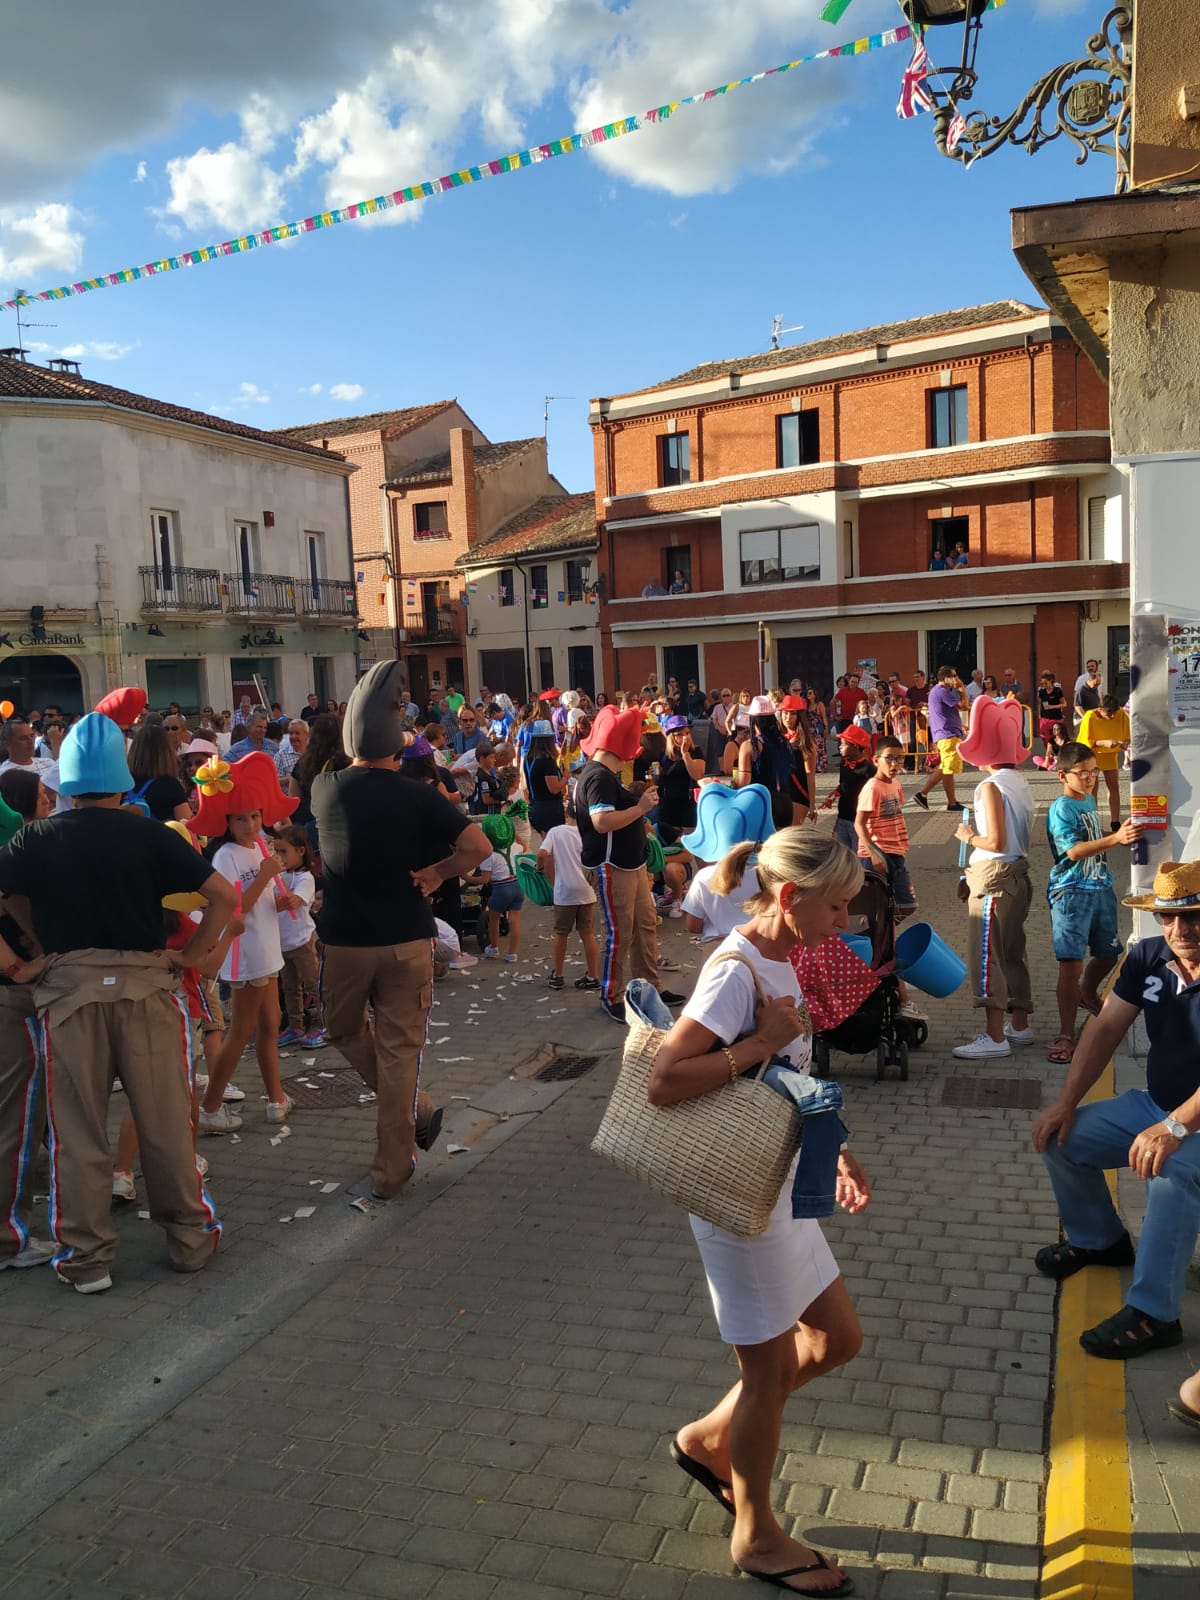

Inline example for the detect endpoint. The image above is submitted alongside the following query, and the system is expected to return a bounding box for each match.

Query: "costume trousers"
[1041,1088,1200,1322]
[965,856,1033,1015]
[320,941,432,1198]
[591,863,659,1006]
[43,992,219,1283]
[281,937,319,1030]
[0,986,44,1263]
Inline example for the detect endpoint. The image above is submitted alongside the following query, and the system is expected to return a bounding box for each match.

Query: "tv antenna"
[770,314,804,351]
[11,290,56,353]
[543,394,576,438]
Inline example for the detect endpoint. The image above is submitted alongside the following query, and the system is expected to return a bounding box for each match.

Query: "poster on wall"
[1167,620,1200,727]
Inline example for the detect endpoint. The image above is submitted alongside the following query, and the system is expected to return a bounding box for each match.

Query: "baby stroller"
[809,867,927,1082]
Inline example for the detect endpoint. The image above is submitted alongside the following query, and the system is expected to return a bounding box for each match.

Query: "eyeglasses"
[1156,910,1200,926]
[459,718,476,726]
[1064,769,1098,780]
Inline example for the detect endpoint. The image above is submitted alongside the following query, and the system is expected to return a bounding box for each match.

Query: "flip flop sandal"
[1034,1232,1135,1279]
[735,1551,853,1596]
[668,1439,734,1516]
[1166,1397,1200,1432]
[1079,1304,1183,1359]
[1047,1034,1075,1063]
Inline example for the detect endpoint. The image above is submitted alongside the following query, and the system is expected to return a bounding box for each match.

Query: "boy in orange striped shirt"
[854,736,918,916]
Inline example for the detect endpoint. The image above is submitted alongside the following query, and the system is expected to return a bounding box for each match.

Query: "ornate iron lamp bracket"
[929,6,1132,188]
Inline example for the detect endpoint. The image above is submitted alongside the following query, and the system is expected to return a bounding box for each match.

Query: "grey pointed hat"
[343,660,408,760]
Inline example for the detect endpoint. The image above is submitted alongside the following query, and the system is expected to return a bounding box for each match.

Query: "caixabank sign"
[0,630,87,649]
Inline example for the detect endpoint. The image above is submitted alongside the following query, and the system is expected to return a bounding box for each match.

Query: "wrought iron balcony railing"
[139,565,222,613]
[299,578,359,618]
[221,572,298,616]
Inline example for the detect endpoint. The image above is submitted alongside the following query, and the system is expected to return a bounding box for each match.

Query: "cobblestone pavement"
[0,767,1196,1599]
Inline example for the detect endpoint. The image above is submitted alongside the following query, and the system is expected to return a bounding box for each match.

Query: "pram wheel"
[876,1040,888,1080]
[911,1020,928,1049]
[876,1035,910,1081]
[897,1036,910,1081]
[812,1037,830,1078]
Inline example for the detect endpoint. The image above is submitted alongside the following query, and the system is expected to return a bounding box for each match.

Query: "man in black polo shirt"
[576,705,684,1023]
[1032,859,1200,1359]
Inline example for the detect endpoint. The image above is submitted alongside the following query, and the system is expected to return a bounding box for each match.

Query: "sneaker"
[668,903,684,919]
[660,990,686,1008]
[547,973,565,990]
[198,1104,243,1136]
[415,1106,444,1152]
[899,1000,927,1021]
[222,1083,246,1103]
[504,953,518,964]
[913,792,930,810]
[57,1269,113,1295]
[278,1027,305,1047]
[483,946,500,960]
[656,956,682,973]
[574,975,600,991]
[449,953,479,970]
[111,1170,136,1203]
[0,1239,54,1270]
[946,801,965,812]
[300,1029,327,1049]
[196,1154,210,1180]
[952,1033,1011,1060]
[601,998,625,1023]
[1004,1024,1035,1046]
[653,892,674,909]
[265,1096,294,1125]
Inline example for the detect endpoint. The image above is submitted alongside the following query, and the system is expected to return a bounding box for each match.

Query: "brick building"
[589,301,1128,704]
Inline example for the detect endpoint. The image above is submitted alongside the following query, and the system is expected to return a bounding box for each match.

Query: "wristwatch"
[1161,1116,1190,1140]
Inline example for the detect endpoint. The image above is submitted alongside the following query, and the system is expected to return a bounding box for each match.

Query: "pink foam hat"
[957,696,1030,769]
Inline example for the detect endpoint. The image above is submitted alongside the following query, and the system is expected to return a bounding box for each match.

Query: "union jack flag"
[946,111,968,153]
[896,34,934,119]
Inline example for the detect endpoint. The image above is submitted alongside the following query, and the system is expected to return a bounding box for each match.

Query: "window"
[929,385,968,448]
[531,563,548,610]
[234,520,259,582]
[739,523,821,587]
[414,500,449,538]
[568,645,596,702]
[538,647,556,691]
[1087,496,1106,560]
[777,410,820,469]
[663,546,692,593]
[305,531,326,591]
[843,520,855,580]
[565,559,587,602]
[149,509,181,590]
[659,433,690,486]
[497,567,515,608]
[930,517,969,567]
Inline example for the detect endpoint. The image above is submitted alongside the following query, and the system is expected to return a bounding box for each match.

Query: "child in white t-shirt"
[683,857,762,943]
[272,825,323,1048]
[537,798,599,991]
[471,848,525,963]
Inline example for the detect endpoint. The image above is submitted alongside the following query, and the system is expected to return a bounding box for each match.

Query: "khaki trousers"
[590,863,659,1006]
[320,941,433,1198]
[0,985,44,1263]
[966,856,1034,1016]
[281,936,319,1031]
[42,990,219,1282]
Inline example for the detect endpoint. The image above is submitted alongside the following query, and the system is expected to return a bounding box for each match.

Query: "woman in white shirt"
[648,829,869,1596]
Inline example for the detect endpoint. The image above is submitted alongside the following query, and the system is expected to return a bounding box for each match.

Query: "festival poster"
[1167,619,1200,727]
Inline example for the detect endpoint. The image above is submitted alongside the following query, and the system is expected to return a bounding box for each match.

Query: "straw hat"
[1124,860,1200,912]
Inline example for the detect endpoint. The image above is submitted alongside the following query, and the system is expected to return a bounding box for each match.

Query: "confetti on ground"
[319,1071,335,1078]
[358,1092,376,1104]
[137,1210,151,1220]
[550,1008,567,1014]
[447,1143,470,1155]
[279,1216,292,1224]
[302,1057,317,1066]
[429,1021,450,1028]
[270,1127,292,1146]
[294,1205,315,1219]
[320,1181,339,1194]
[439,1057,474,1063]
[451,1094,471,1100]
[350,1195,372,1213]
[230,1134,240,1144]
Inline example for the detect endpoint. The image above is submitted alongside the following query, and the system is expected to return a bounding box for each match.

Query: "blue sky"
[0,0,1111,491]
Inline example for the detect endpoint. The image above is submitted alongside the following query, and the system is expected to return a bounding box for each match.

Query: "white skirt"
[689,1160,840,1346]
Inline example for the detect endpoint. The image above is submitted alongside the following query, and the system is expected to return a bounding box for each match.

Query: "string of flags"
[0,7,1003,316]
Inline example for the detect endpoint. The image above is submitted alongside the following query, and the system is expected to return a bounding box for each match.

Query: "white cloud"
[0,202,84,286]
[329,382,364,401]
[216,380,272,411]
[58,340,134,361]
[134,160,148,183]
[298,381,323,394]
[163,134,288,233]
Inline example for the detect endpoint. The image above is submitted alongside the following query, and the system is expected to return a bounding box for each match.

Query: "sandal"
[669,1439,734,1516]
[1077,995,1102,1018]
[1034,1232,1134,1280]
[735,1551,853,1596]
[1047,1034,1075,1064]
[1167,1397,1200,1433]
[1080,1303,1183,1360]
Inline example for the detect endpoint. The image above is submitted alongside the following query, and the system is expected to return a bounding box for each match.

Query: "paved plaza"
[0,767,1196,1599]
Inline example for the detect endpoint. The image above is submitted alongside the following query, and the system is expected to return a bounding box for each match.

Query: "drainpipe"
[1025,335,1036,436]
[514,558,533,702]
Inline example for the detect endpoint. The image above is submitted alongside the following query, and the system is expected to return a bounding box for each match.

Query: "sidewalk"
[0,767,1195,1599]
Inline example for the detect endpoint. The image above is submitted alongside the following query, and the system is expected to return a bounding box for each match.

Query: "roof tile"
[269,398,458,443]
[386,435,545,488]
[458,492,597,566]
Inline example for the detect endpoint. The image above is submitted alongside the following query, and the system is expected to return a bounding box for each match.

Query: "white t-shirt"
[683,862,762,942]
[213,838,284,981]
[539,825,595,906]
[278,867,316,953]
[969,768,1034,865]
[0,756,53,780]
[29,759,72,814]
[479,850,515,884]
[682,928,812,1075]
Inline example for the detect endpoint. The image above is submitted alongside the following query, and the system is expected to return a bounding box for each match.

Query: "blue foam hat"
[681,782,775,862]
[58,711,134,797]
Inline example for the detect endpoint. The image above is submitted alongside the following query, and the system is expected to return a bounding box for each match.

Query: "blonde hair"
[714,829,862,915]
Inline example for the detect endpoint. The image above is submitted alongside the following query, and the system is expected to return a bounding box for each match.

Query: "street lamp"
[577,556,604,601]
[913,3,1132,187]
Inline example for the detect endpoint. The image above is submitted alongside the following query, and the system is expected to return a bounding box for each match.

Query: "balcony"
[299,578,359,620]
[221,572,298,617]
[139,565,222,613]
[402,605,461,645]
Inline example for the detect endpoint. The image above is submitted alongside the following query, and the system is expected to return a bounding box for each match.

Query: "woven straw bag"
[590,950,804,1237]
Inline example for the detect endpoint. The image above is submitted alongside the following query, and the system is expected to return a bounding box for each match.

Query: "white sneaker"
[198,1104,243,1136]
[0,1239,54,1270]
[265,1096,294,1125]
[483,946,500,959]
[57,1268,113,1295]
[111,1170,136,1203]
[1004,1024,1034,1046]
[503,953,518,963]
[222,1083,246,1103]
[900,1000,927,1021]
[448,953,478,970]
[952,1034,1011,1060]
[668,904,684,919]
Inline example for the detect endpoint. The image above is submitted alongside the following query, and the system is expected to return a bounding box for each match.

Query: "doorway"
[775,635,834,699]
[0,652,84,715]
[230,658,277,709]
[926,627,978,683]
[663,644,699,698]
[407,654,429,709]
[478,648,528,703]
[567,644,596,702]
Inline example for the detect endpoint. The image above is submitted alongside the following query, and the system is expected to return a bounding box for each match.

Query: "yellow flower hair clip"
[195,758,234,797]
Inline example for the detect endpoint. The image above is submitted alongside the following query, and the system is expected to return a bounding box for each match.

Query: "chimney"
[48,357,82,376]
[449,428,478,547]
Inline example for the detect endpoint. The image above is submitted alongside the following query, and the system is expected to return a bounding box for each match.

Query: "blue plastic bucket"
[839,932,874,965]
[894,922,966,998]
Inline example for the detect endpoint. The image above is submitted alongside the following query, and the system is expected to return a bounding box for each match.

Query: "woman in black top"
[524,723,564,837]
[656,717,705,833]
[289,713,350,853]
[126,724,190,821]
[1035,671,1068,768]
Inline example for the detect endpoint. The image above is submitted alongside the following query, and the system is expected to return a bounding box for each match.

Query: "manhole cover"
[535,1053,601,1083]
[941,1077,1043,1110]
[281,1067,372,1109]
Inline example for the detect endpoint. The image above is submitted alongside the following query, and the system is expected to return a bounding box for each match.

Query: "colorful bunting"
[0,13,1000,315]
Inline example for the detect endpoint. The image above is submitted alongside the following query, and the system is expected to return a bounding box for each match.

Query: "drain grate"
[281,1067,372,1109]
[535,1052,601,1083]
[941,1076,1043,1110]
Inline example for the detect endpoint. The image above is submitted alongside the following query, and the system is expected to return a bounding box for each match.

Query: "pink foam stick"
[257,836,297,918]
[229,882,243,981]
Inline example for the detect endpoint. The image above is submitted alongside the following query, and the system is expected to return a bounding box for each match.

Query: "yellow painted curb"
[1039,1058,1133,1600]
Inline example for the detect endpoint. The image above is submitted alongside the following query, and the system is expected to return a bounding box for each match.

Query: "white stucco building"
[0,353,359,717]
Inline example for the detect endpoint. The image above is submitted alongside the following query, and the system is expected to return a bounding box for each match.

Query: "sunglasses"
[1156,910,1200,926]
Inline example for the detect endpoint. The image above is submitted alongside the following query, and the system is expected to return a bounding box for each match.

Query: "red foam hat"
[838,725,872,751]
[94,686,147,730]
[187,751,299,839]
[581,704,644,763]
[537,687,562,699]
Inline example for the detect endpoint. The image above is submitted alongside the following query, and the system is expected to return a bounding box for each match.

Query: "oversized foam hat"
[94,686,147,730]
[681,782,776,862]
[957,695,1030,769]
[58,711,135,796]
[581,704,644,763]
[838,725,872,751]
[344,659,406,761]
[529,719,554,738]
[748,694,776,716]
[662,714,688,732]
[1124,859,1200,912]
[162,819,208,912]
[400,734,435,759]
[480,812,515,853]
[187,751,298,838]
